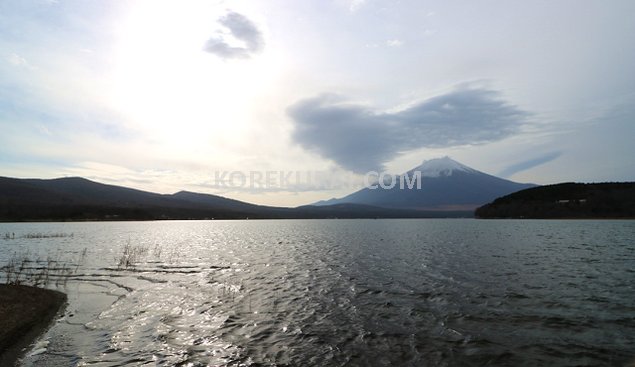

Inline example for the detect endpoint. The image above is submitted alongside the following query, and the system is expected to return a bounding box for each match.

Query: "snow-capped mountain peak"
[412,156,476,177]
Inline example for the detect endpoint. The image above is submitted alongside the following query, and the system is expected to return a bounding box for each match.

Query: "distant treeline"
[475,182,635,219]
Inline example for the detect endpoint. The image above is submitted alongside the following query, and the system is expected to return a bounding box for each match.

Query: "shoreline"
[0,285,67,366]
[2,215,635,223]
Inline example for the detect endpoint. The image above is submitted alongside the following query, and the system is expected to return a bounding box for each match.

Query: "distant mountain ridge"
[0,176,463,221]
[314,157,537,210]
[0,176,265,220]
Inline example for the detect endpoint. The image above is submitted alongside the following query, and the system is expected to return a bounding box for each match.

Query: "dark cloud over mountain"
[288,88,529,173]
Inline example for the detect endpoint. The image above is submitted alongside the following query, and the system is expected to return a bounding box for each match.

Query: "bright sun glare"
[110,2,278,154]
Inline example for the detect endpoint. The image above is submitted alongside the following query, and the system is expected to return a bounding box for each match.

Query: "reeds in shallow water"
[0,248,86,287]
[115,240,150,269]
[2,232,74,240]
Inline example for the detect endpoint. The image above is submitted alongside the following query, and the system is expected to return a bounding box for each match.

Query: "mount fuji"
[314,157,537,211]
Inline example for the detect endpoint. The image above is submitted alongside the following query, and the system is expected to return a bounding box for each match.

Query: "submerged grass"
[23,233,74,239]
[0,248,87,288]
[113,239,183,269]
[3,232,74,240]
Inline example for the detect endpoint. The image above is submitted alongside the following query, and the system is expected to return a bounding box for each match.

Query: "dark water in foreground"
[0,219,633,366]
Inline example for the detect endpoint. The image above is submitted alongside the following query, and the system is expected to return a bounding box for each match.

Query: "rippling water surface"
[0,219,633,366]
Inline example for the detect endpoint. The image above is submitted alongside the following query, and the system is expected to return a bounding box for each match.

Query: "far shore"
[0,285,67,366]
[3,216,635,223]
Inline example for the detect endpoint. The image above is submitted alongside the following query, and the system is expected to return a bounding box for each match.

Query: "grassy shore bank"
[0,285,66,366]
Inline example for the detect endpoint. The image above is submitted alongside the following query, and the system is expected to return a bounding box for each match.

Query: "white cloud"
[6,53,28,66]
[349,0,366,12]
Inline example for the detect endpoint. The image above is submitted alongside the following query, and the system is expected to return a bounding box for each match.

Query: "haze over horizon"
[1,0,634,206]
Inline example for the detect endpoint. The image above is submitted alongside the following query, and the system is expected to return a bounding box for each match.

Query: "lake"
[0,219,633,366]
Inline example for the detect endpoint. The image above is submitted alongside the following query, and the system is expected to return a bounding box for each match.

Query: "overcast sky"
[1,0,634,206]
